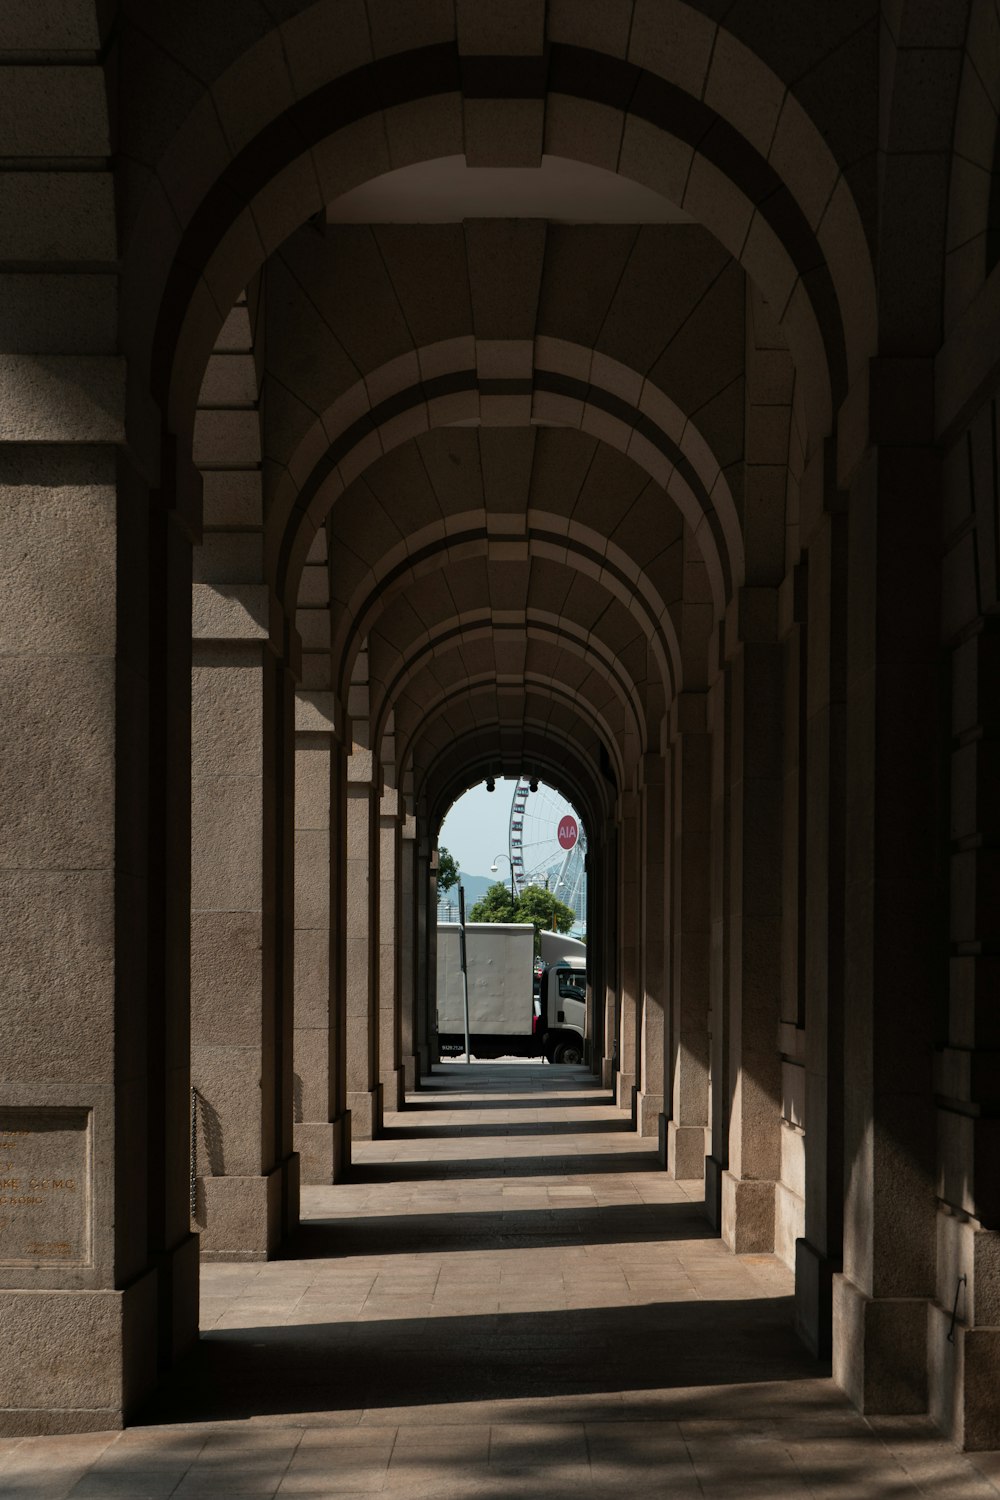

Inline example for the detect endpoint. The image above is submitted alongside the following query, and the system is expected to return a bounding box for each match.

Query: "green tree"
[468,881,516,923]
[514,884,576,951]
[437,845,460,894]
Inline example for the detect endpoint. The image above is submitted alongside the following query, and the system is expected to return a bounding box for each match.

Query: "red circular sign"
[557,816,578,851]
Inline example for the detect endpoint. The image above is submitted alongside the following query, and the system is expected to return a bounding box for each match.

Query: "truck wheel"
[553,1039,584,1065]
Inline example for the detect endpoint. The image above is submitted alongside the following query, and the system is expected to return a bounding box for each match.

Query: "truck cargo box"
[436,922,536,1043]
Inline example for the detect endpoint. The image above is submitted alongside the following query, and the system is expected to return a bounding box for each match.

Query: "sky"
[438,778,523,879]
[439,777,582,880]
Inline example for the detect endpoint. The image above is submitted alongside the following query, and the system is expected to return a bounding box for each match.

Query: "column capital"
[721,587,781,654]
[379,786,401,820]
[669,691,709,740]
[637,752,665,789]
[837,354,935,487]
[294,690,340,735]
[778,563,807,638]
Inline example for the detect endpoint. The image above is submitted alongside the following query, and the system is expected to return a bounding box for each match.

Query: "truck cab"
[535,960,587,1065]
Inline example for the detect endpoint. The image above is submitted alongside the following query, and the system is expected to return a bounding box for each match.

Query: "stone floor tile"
[67,1480,187,1499]
[7,1064,1000,1498]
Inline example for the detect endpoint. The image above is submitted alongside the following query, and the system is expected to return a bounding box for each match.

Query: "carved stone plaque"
[0,1108,90,1266]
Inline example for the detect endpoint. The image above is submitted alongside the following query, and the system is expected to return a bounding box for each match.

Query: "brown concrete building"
[1,0,998,1465]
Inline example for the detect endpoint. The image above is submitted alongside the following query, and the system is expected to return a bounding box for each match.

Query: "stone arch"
[368,611,650,764]
[402,674,628,798]
[943,0,1000,328]
[333,526,678,720]
[394,662,637,785]
[275,344,739,623]
[114,5,875,488]
[423,728,612,844]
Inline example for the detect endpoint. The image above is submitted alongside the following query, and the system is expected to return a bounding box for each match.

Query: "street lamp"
[490,852,516,906]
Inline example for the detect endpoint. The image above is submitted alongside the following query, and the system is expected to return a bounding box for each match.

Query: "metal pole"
[458,883,471,1065]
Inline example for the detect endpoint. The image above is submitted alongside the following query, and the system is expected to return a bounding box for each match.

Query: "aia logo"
[557,816,578,851]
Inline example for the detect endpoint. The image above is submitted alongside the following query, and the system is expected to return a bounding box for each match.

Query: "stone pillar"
[602,820,619,1091]
[585,830,605,1074]
[933,605,1000,1445]
[342,644,382,1138]
[774,567,807,1273]
[833,366,941,1413]
[0,16,200,1426]
[0,443,199,1428]
[705,656,732,1228]
[190,608,299,1258]
[377,787,405,1113]
[292,706,349,1183]
[344,773,381,1140]
[919,400,1000,1448]
[720,596,784,1254]
[414,835,433,1076]
[637,758,666,1138]
[291,526,348,1182]
[794,451,848,1357]
[399,809,419,1092]
[616,791,641,1117]
[427,849,442,1063]
[666,695,712,1180]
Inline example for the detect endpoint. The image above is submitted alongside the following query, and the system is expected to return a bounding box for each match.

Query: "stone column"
[378,787,405,1113]
[794,451,847,1358]
[720,595,785,1254]
[924,400,1000,1448]
[774,567,807,1273]
[0,17,201,1424]
[934,618,1000,1448]
[291,525,348,1182]
[399,809,419,1092]
[1,444,200,1427]
[342,644,382,1138]
[190,604,299,1258]
[637,758,666,1138]
[292,704,349,1183]
[427,850,441,1064]
[344,771,381,1140]
[414,835,433,1076]
[666,695,712,1180]
[585,830,605,1074]
[616,791,641,1118]
[602,821,619,1092]
[705,655,732,1229]
[833,364,941,1413]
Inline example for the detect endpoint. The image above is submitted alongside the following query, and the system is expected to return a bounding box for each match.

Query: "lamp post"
[490,852,516,909]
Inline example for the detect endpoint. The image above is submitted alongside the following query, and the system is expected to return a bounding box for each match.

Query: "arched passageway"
[2,0,998,1476]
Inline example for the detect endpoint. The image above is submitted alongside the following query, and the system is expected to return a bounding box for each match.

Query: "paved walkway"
[4,1064,1000,1497]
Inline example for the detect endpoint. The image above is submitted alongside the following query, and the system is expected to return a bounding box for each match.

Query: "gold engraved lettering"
[0,1109,89,1265]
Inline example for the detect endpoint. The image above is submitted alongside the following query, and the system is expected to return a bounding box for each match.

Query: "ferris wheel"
[508,779,587,932]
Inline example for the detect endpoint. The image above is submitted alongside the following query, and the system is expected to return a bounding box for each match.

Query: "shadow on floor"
[347,1150,667,1183]
[382,1118,635,1139]
[285,1201,717,1258]
[141,1297,827,1427]
[403,1092,616,1111]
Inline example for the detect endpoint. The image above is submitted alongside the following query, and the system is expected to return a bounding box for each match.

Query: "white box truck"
[436,922,588,1063]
